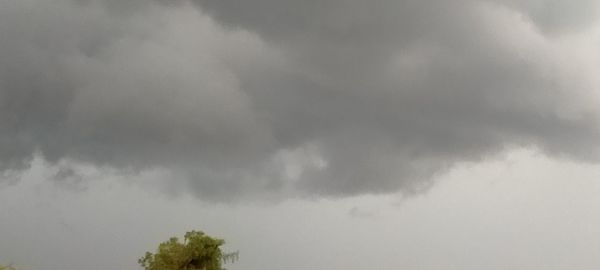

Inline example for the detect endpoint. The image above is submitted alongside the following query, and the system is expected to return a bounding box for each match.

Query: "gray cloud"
[492,0,600,33]
[1,0,600,200]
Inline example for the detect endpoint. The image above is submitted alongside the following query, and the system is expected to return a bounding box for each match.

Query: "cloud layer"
[1,0,600,200]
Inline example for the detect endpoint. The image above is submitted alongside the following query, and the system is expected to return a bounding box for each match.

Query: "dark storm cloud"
[1,0,599,199]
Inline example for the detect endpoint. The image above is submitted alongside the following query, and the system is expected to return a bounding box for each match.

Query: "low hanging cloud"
[493,0,600,33]
[1,0,600,200]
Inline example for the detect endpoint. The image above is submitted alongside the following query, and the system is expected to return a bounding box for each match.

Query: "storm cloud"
[1,0,600,200]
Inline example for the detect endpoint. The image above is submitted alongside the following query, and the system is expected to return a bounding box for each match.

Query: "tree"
[0,264,18,270]
[139,230,237,270]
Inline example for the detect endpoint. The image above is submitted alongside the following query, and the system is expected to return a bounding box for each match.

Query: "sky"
[1,0,600,269]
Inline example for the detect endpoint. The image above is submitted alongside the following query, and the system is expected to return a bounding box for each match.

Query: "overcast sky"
[1,0,600,269]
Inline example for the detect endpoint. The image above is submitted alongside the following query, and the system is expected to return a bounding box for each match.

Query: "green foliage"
[139,230,227,270]
[0,264,18,270]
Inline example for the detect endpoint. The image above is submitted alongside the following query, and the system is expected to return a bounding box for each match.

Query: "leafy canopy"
[139,230,226,270]
[0,265,18,270]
